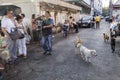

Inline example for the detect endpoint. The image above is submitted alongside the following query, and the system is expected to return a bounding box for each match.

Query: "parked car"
[100,15,104,19]
[77,16,91,28]
[105,16,112,22]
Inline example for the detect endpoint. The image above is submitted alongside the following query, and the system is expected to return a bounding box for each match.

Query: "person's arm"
[43,24,53,28]
[1,27,10,39]
[1,20,10,39]
[43,19,54,29]
[22,24,28,34]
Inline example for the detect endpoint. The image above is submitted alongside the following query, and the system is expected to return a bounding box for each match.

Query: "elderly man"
[1,10,17,61]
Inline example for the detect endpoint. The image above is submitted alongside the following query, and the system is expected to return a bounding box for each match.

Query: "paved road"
[4,20,120,80]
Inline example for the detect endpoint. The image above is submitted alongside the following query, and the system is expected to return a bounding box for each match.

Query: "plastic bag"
[25,34,31,44]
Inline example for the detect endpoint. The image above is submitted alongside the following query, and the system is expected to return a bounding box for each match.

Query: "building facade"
[113,0,120,17]
[64,0,102,18]
[93,0,102,15]
[79,0,102,15]
[0,0,81,24]
[64,0,91,19]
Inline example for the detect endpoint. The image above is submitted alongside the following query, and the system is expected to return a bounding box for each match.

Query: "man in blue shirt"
[42,11,54,55]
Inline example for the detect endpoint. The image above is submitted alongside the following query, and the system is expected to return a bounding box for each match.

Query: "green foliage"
[102,7,109,16]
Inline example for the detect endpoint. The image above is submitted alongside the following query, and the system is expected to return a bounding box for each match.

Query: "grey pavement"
[4,20,120,80]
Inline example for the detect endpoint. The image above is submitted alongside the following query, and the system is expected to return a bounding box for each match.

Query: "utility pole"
[109,0,113,18]
[91,0,94,17]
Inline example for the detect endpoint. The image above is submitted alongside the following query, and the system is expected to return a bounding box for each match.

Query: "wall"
[56,12,67,24]
[113,9,120,16]
[94,0,102,14]
[13,0,80,25]
[14,2,37,19]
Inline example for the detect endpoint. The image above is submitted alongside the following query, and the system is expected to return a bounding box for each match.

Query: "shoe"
[23,55,27,59]
[43,51,47,55]
[112,50,114,53]
[47,52,52,55]
[17,55,24,58]
[0,64,4,70]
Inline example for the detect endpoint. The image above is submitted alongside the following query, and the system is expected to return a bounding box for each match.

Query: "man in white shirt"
[1,10,18,60]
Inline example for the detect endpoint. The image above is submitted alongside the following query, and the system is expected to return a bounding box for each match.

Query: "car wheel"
[88,24,91,28]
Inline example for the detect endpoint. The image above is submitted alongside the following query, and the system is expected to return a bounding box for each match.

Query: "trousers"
[6,38,17,59]
[17,38,27,56]
[42,35,52,52]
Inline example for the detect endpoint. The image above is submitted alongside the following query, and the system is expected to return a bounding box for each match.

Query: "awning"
[113,5,120,7]
[0,5,21,16]
[39,0,81,11]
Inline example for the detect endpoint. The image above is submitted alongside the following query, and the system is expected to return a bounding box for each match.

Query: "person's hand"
[7,35,11,39]
[43,26,47,29]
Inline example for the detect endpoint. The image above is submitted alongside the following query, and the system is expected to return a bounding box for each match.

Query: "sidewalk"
[3,30,78,80]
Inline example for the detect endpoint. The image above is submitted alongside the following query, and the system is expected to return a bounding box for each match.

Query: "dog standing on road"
[74,37,97,62]
[103,33,109,42]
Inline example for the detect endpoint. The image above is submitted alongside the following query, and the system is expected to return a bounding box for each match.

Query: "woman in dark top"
[32,14,38,42]
[91,17,95,28]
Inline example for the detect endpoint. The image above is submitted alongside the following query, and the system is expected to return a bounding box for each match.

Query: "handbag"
[19,23,26,39]
[9,28,19,40]
[9,27,24,40]
[18,29,25,39]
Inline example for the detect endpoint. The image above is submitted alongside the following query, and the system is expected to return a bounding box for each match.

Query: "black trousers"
[73,24,78,33]
[33,30,38,41]
[111,44,115,52]
[96,22,100,28]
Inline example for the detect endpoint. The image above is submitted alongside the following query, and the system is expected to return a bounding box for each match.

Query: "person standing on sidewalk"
[41,11,54,55]
[91,17,95,29]
[63,20,69,37]
[32,14,37,42]
[1,10,18,61]
[72,19,78,33]
[16,15,27,58]
[95,15,101,28]
[69,16,73,32]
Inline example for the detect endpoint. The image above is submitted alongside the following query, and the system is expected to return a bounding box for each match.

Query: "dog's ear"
[91,50,97,57]
[91,50,96,55]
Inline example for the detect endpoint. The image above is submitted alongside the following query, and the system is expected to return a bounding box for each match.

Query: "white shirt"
[16,22,24,34]
[1,16,16,33]
[64,23,69,26]
[22,18,26,27]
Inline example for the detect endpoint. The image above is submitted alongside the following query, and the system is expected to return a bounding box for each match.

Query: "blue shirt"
[42,18,54,36]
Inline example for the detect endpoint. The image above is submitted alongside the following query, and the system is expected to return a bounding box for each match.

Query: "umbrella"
[0,5,21,16]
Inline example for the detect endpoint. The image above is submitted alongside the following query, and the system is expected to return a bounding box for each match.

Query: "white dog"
[74,38,97,62]
[0,48,10,61]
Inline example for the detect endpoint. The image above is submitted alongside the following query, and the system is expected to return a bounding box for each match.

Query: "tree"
[102,7,109,16]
